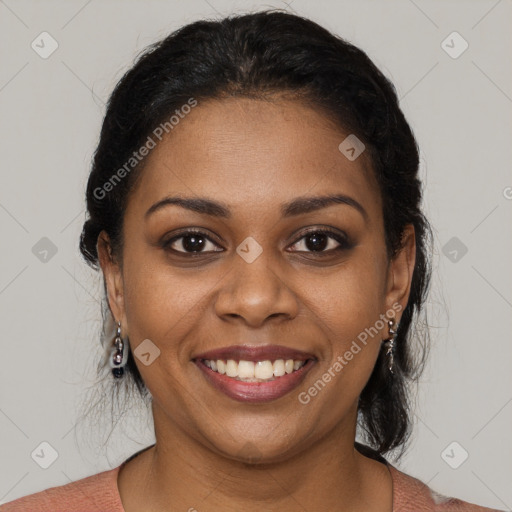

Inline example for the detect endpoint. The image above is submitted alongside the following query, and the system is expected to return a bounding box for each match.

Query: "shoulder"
[388,464,505,511]
[0,465,124,512]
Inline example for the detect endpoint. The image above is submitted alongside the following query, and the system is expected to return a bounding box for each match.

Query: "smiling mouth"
[192,345,317,402]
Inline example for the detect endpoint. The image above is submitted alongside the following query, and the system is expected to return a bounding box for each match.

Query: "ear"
[384,224,416,320]
[97,231,126,325]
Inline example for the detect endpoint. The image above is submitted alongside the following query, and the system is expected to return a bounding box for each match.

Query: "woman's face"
[99,96,415,463]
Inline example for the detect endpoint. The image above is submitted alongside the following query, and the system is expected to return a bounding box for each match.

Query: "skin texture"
[98,96,416,511]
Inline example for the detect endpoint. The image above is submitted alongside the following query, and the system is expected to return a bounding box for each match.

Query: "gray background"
[0,0,511,508]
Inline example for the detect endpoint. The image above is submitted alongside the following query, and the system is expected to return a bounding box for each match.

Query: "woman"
[2,10,503,512]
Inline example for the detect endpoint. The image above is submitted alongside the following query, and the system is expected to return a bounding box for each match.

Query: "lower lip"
[194,359,315,403]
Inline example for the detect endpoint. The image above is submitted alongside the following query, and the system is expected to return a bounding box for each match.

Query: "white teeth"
[226,360,238,377]
[273,359,285,377]
[203,358,307,381]
[238,360,255,379]
[255,360,274,379]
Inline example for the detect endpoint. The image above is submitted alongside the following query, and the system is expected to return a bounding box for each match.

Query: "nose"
[214,249,299,328]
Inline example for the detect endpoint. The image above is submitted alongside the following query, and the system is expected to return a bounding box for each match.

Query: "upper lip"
[193,344,316,362]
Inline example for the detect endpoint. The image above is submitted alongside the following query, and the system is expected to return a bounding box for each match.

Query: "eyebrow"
[145,194,368,222]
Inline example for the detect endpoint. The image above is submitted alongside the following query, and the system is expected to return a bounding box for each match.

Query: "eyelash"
[162,227,353,257]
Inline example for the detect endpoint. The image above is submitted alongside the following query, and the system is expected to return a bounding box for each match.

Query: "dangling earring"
[383,319,398,374]
[110,321,129,378]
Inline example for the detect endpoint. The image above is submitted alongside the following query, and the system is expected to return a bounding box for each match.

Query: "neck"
[123,402,392,512]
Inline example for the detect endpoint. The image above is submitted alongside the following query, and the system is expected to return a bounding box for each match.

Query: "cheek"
[120,252,210,416]
[313,245,389,344]
[304,246,389,401]
[122,254,210,360]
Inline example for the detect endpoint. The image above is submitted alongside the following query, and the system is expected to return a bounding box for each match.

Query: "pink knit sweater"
[1,460,504,511]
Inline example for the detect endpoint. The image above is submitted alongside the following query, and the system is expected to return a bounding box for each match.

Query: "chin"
[202,422,312,466]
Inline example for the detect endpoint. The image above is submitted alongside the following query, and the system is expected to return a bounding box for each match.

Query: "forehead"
[127,96,381,220]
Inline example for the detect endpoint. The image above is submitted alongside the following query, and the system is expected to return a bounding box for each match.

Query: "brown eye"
[288,229,352,254]
[163,230,222,254]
